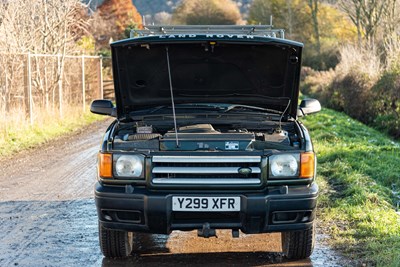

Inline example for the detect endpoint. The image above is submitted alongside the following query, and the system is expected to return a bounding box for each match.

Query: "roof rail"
[131,25,285,39]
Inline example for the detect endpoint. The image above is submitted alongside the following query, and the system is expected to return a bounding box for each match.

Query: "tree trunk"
[286,0,293,36]
[308,0,321,55]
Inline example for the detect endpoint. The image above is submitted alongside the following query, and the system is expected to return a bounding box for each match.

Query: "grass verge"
[0,107,104,157]
[301,108,400,266]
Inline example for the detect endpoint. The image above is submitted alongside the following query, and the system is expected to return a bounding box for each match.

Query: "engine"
[113,123,300,151]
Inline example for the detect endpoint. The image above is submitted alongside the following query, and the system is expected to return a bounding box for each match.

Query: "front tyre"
[99,222,133,258]
[281,222,315,259]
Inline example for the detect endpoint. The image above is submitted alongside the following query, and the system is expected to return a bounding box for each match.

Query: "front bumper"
[95,182,318,234]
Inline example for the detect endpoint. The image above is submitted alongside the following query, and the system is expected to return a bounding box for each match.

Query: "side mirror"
[90,99,117,117]
[298,99,321,117]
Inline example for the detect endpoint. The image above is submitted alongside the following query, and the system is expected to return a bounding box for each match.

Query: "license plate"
[172,196,240,212]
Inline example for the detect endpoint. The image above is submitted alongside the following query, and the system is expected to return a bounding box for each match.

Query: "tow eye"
[197,222,217,238]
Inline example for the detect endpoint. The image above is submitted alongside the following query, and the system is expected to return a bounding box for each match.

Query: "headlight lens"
[114,155,144,178]
[269,154,299,177]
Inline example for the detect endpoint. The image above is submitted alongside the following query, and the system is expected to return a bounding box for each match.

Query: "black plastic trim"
[95,182,318,234]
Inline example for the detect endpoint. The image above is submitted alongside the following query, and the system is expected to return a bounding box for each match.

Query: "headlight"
[269,154,299,177]
[114,154,144,178]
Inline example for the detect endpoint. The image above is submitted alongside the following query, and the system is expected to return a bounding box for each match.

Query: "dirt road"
[0,119,344,267]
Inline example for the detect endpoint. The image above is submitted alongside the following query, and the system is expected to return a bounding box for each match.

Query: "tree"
[379,0,400,69]
[0,0,87,54]
[339,0,387,47]
[248,0,357,70]
[0,0,89,112]
[248,0,312,41]
[173,0,242,25]
[96,0,142,41]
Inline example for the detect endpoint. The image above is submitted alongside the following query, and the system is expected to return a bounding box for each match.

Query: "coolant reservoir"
[263,130,290,146]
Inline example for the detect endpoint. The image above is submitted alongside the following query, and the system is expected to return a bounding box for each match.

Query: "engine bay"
[113,122,302,151]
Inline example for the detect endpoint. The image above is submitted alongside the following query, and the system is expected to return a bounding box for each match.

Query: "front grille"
[151,155,262,185]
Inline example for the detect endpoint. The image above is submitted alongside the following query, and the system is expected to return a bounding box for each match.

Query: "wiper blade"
[222,104,283,114]
[177,93,290,103]
[148,105,168,114]
[129,103,225,118]
[175,103,225,110]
